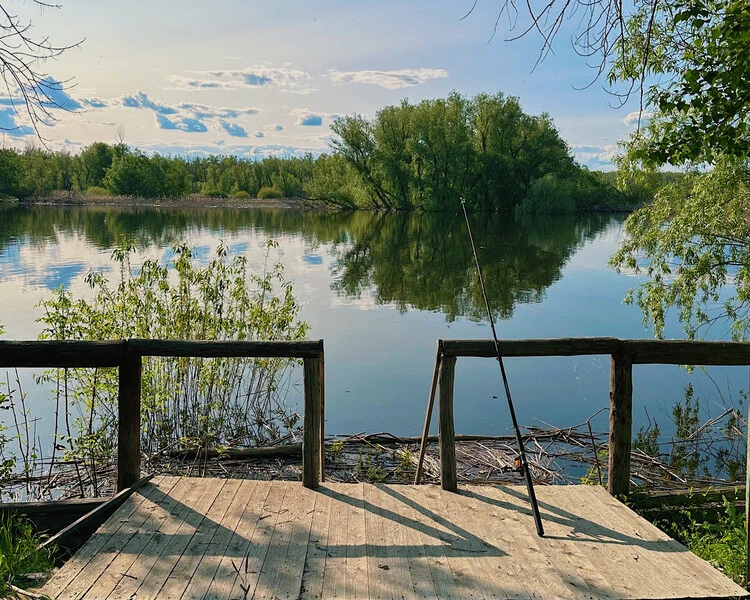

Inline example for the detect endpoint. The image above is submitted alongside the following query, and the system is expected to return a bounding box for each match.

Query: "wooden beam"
[609,351,633,497]
[127,339,324,358]
[318,348,326,482]
[0,340,125,368]
[303,356,322,489]
[439,355,457,492]
[40,475,154,551]
[117,355,142,491]
[441,337,750,365]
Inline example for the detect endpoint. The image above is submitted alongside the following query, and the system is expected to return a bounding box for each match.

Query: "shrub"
[257,186,283,200]
[38,240,309,493]
[230,190,251,199]
[85,186,110,196]
[0,514,55,596]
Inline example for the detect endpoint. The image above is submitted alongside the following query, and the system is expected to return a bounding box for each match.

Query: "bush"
[230,190,251,199]
[85,186,110,196]
[0,514,55,596]
[38,241,309,488]
[257,186,283,200]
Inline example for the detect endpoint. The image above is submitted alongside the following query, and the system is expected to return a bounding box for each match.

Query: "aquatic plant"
[36,239,308,495]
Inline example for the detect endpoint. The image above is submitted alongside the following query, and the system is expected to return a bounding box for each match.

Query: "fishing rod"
[460,198,545,537]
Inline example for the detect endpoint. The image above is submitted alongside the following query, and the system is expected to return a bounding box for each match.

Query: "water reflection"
[0,205,618,321]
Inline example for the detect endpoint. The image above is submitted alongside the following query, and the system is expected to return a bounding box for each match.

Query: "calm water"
[0,204,746,442]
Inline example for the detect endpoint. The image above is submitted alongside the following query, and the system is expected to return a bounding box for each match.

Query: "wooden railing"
[439,337,750,496]
[0,339,326,491]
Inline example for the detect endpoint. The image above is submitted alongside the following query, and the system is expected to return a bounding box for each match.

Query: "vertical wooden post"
[318,346,326,483]
[608,351,633,497]
[303,356,322,489]
[118,355,142,491]
[439,355,457,492]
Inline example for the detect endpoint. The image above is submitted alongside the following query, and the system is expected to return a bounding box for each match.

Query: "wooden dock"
[42,476,747,600]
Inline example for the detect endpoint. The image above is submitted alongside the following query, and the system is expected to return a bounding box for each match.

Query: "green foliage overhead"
[612,158,750,339]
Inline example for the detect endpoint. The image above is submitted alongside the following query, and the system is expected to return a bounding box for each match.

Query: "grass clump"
[257,186,283,200]
[84,186,109,196]
[0,514,55,596]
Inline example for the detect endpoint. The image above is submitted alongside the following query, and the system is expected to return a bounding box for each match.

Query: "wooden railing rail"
[0,339,325,491]
[438,337,750,496]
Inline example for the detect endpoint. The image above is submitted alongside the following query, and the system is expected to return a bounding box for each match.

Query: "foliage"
[85,186,109,196]
[229,190,251,199]
[0,514,56,596]
[256,186,283,200]
[331,91,614,211]
[646,497,747,588]
[37,240,308,492]
[611,159,750,339]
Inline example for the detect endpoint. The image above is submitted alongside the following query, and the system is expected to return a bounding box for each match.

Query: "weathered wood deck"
[42,476,748,600]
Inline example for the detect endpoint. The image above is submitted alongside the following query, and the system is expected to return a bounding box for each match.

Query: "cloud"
[140,140,328,161]
[0,108,34,137]
[219,121,248,138]
[168,66,311,92]
[264,123,284,132]
[38,78,82,110]
[330,68,448,90]
[254,131,264,138]
[291,108,334,127]
[623,110,652,127]
[115,91,258,135]
[571,144,618,170]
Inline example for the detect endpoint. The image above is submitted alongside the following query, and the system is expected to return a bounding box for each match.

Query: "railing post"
[608,351,633,497]
[118,355,142,491]
[439,355,457,492]
[319,346,326,482]
[303,355,322,489]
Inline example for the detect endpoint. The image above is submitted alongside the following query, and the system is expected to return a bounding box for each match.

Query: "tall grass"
[31,239,308,496]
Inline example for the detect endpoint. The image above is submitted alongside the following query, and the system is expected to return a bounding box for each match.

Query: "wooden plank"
[40,474,154,551]
[122,478,226,599]
[321,484,352,599]
[367,484,414,600]
[222,480,290,599]
[400,485,486,599]
[179,479,259,599]
[588,485,749,598]
[344,483,368,600]
[157,478,244,600]
[128,338,324,358]
[319,350,326,483]
[188,479,265,599]
[441,337,750,365]
[299,488,333,600]
[515,486,616,599]
[0,340,125,367]
[394,486,460,599]
[463,486,545,599]
[268,484,317,599]
[545,485,672,598]
[375,484,436,599]
[439,355,457,492]
[82,477,199,600]
[52,476,186,600]
[415,341,442,484]
[477,485,578,600]
[608,351,632,497]
[303,356,322,489]
[117,355,142,491]
[41,478,173,598]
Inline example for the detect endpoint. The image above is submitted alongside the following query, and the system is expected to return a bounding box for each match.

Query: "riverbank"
[18,191,331,210]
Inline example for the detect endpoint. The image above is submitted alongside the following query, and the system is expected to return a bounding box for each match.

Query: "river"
[0,204,745,446]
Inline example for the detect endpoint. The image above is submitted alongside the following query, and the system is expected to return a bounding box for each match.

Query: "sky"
[0,0,644,169]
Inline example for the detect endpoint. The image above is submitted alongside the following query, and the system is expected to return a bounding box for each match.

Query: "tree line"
[0,92,641,212]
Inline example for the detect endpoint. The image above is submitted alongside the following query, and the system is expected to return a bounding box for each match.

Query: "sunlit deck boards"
[42,476,748,600]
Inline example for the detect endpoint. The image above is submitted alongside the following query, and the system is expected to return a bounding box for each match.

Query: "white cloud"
[571,144,618,170]
[622,110,652,127]
[167,66,312,92]
[291,108,336,127]
[329,68,448,90]
[113,91,259,134]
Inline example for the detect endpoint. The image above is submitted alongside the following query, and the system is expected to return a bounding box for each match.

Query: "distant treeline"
[0,92,674,212]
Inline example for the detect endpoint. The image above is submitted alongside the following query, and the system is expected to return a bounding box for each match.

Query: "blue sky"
[0,0,643,169]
